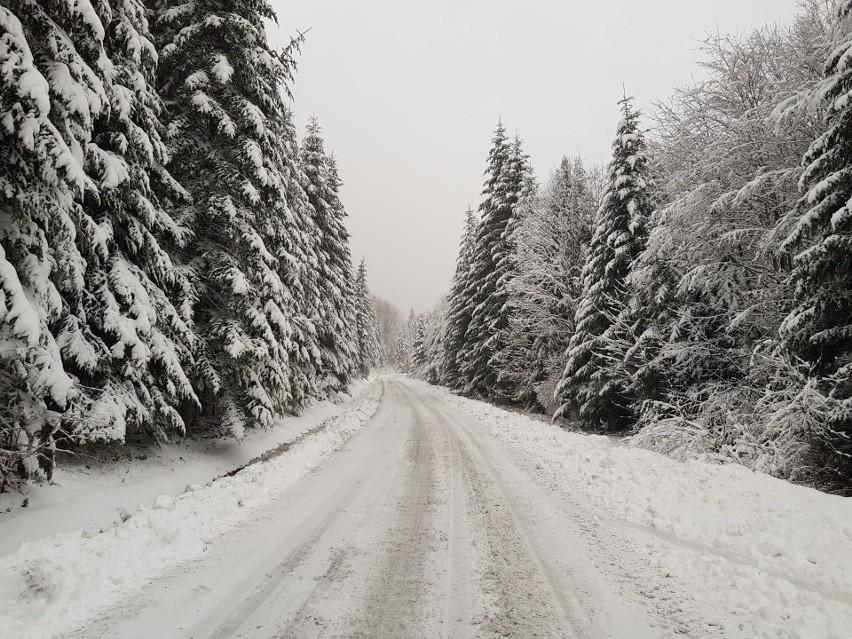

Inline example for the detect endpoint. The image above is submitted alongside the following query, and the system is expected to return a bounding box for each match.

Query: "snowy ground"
[0,379,368,557]
[1,376,851,638]
[432,384,852,639]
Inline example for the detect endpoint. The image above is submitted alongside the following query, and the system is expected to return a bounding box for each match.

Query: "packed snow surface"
[0,380,382,638]
[433,385,852,639]
[1,377,850,638]
[0,380,369,558]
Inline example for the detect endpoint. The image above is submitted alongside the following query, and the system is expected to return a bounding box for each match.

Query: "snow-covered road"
[60,377,659,638]
[4,376,852,638]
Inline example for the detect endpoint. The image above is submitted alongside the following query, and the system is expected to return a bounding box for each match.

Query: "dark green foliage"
[555,98,653,431]
[460,126,531,399]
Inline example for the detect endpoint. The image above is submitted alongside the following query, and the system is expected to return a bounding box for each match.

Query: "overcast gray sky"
[267,0,800,313]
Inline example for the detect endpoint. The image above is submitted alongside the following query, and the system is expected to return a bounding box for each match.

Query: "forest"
[0,0,383,490]
[3,0,852,497]
[398,0,852,494]
[4,2,852,637]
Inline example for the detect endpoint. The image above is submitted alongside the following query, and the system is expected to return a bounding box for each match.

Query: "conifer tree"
[497,157,597,409]
[2,0,197,451]
[458,123,510,395]
[412,315,427,368]
[77,0,198,441]
[555,97,653,430]
[394,308,417,372]
[354,259,380,377]
[300,120,357,393]
[780,0,852,480]
[460,124,530,398]
[415,303,447,384]
[442,206,477,388]
[274,105,323,412]
[1,5,91,478]
[491,137,537,403]
[151,0,310,435]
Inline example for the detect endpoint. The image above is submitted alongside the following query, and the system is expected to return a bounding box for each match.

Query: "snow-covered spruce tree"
[621,5,832,481]
[373,295,403,365]
[151,0,311,435]
[490,136,537,404]
[779,0,852,487]
[395,308,417,372]
[299,118,357,394]
[496,157,599,410]
[2,0,198,454]
[273,104,323,412]
[461,125,531,399]
[457,124,510,395]
[354,259,381,377]
[75,0,198,442]
[0,6,87,483]
[442,206,477,389]
[555,97,653,431]
[412,315,427,368]
[417,301,448,384]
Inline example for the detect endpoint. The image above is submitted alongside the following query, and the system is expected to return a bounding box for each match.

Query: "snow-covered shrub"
[629,352,846,489]
[630,396,728,464]
[0,362,63,492]
[536,374,561,418]
[756,365,852,491]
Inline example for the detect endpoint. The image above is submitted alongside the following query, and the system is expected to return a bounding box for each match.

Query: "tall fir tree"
[458,123,510,395]
[460,123,530,398]
[442,206,477,388]
[274,104,324,413]
[496,156,597,409]
[299,119,357,394]
[354,259,380,377]
[555,97,653,430]
[491,136,537,403]
[1,4,92,481]
[396,308,417,372]
[75,0,198,442]
[412,315,427,368]
[1,0,197,461]
[418,303,447,384]
[779,0,852,482]
[151,0,312,435]
[327,154,358,368]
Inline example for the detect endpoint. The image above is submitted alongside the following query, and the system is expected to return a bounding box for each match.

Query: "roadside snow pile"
[431,384,852,639]
[0,380,383,639]
[0,379,369,558]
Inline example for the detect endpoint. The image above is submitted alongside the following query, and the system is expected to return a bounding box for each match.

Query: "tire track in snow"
[417,392,583,638]
[353,390,440,638]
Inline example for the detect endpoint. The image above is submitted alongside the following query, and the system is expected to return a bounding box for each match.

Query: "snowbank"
[0,379,384,639]
[0,380,368,558]
[429,383,852,639]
